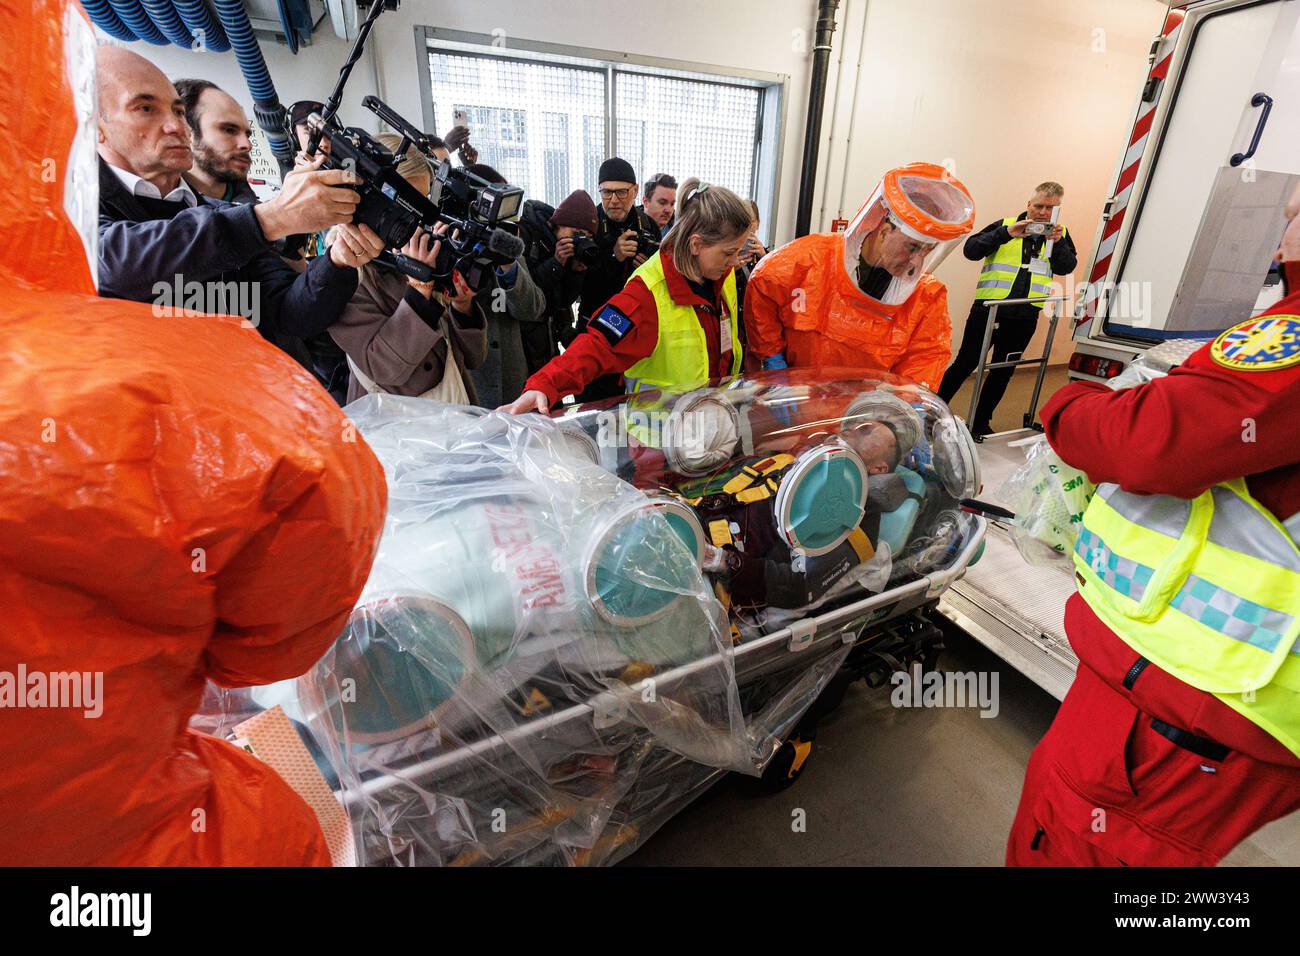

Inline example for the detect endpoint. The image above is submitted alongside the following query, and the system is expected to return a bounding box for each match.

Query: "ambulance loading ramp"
[937,429,1078,701]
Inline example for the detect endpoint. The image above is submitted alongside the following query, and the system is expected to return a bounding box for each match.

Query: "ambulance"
[1069,0,1300,382]
[941,0,1300,699]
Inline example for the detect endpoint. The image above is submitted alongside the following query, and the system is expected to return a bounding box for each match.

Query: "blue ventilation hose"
[140,0,195,47]
[80,0,294,168]
[81,0,137,41]
[211,0,293,160]
[106,0,169,44]
[171,0,230,52]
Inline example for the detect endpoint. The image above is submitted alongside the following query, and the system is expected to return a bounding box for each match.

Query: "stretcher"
[195,375,987,866]
[311,522,984,866]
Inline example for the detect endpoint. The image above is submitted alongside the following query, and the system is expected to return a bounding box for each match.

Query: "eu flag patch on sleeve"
[591,304,634,345]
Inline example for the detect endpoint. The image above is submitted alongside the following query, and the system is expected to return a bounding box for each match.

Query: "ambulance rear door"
[1071,0,1300,380]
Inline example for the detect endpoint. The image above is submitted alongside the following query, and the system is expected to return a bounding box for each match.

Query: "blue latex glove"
[761,352,789,371]
[904,436,933,474]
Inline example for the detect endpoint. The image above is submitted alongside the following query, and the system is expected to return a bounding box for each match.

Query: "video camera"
[304,2,524,293]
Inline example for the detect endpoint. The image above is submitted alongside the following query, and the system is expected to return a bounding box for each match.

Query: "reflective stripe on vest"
[623,252,742,394]
[973,217,1063,308]
[1074,480,1300,757]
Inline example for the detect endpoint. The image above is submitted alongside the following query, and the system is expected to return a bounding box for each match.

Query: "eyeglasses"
[599,187,634,200]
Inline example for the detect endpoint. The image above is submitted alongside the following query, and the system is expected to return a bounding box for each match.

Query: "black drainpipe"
[795,0,840,237]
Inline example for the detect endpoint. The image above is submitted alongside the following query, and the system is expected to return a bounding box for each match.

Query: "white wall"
[812,0,1169,364]
[107,0,1168,365]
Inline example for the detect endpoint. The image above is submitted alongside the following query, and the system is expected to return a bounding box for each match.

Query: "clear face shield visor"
[844,166,976,306]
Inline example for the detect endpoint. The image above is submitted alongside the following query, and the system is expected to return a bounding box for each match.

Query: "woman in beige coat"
[328,133,489,404]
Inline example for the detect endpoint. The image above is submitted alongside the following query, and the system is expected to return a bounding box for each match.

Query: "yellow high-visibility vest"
[623,252,742,394]
[1074,479,1300,757]
[973,217,1066,308]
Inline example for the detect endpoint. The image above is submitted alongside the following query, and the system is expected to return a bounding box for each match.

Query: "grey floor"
[623,629,1058,866]
[623,628,1300,866]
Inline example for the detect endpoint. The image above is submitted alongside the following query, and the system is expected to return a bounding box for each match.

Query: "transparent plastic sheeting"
[999,351,1175,566]
[554,368,982,638]
[196,373,983,865]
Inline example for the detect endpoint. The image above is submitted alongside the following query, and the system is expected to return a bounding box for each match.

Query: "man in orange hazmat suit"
[744,163,975,391]
[0,0,386,865]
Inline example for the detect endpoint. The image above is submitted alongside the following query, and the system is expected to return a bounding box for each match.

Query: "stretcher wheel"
[759,734,815,792]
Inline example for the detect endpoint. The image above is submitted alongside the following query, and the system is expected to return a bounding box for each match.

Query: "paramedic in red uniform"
[502,178,755,413]
[1007,184,1300,866]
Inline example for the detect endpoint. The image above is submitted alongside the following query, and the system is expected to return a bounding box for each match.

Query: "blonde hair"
[376,132,432,185]
[1034,181,1064,199]
[663,177,753,282]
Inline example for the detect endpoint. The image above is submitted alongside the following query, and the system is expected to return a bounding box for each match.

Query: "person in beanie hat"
[517,189,601,376]
[576,157,663,401]
[551,189,599,236]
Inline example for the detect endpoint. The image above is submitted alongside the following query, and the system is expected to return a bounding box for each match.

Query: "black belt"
[1150,717,1230,763]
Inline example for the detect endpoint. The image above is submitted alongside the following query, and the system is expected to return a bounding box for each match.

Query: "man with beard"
[174,79,257,205]
[96,50,382,391]
[172,82,352,403]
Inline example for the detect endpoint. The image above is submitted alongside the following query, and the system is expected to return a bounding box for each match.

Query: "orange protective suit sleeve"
[890,279,953,391]
[742,256,794,361]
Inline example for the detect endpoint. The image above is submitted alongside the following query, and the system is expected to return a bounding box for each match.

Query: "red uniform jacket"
[1043,278,1300,766]
[525,249,736,404]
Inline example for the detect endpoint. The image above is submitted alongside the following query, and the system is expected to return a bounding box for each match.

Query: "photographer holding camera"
[95,50,383,367]
[519,189,601,373]
[937,181,1076,437]
[576,157,663,400]
[326,134,490,404]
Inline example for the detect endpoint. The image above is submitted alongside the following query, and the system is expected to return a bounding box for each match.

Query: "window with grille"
[418,31,783,237]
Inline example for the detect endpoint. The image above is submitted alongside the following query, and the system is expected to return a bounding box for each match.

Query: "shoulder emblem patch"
[591,304,634,345]
[1210,314,1300,371]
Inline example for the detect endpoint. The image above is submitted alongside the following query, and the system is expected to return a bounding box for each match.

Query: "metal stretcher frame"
[967,295,1070,433]
[341,518,988,827]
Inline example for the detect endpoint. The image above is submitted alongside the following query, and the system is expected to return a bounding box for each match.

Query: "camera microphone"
[487,227,525,262]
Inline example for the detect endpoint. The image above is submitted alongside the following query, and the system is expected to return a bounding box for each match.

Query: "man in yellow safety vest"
[938,182,1076,436]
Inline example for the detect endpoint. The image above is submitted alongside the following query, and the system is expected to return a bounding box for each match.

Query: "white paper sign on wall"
[247,117,285,201]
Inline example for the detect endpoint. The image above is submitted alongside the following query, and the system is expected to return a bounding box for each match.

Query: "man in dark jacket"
[172,78,351,403]
[519,190,601,376]
[576,158,661,401]
[938,181,1077,436]
[95,48,382,375]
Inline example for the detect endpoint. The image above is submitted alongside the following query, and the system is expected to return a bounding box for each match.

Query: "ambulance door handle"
[1230,93,1273,167]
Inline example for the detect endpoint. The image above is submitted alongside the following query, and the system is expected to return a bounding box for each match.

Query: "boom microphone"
[487,227,526,262]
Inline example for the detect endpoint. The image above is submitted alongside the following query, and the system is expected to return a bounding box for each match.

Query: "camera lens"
[573,237,599,266]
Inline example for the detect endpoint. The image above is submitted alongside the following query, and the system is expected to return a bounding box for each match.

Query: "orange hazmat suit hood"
[0,0,387,865]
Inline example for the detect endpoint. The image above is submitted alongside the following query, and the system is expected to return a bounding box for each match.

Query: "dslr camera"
[635,227,660,258]
[569,234,600,267]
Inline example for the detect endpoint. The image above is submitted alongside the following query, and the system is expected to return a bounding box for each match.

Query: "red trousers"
[1007,655,1300,866]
